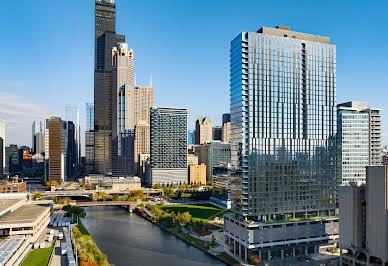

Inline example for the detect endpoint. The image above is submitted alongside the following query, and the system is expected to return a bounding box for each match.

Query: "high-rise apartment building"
[337,101,382,186]
[94,0,125,174]
[46,118,63,183]
[224,26,338,263]
[339,166,388,266]
[194,141,231,180]
[32,120,43,153]
[147,108,187,185]
[195,117,212,144]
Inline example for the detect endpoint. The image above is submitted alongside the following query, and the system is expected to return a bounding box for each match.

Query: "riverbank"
[135,207,238,266]
[72,220,110,266]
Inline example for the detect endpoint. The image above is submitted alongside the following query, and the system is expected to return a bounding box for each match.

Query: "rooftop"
[0,204,49,227]
[0,199,24,216]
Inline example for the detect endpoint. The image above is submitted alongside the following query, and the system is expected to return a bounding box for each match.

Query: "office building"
[147,107,187,185]
[212,126,222,141]
[0,194,50,265]
[195,117,212,144]
[337,101,382,186]
[65,106,80,168]
[86,103,94,132]
[46,117,64,183]
[31,120,43,153]
[188,164,206,185]
[112,42,135,176]
[94,0,125,174]
[222,113,231,125]
[194,141,230,179]
[132,86,154,175]
[6,145,19,176]
[85,131,95,175]
[224,26,337,263]
[339,166,388,265]
[63,121,77,179]
[33,132,45,155]
[133,86,154,126]
[134,120,150,175]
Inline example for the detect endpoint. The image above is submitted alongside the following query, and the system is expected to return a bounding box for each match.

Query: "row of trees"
[93,190,146,202]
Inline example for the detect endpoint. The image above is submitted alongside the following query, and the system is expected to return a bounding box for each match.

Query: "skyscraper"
[94,0,125,174]
[65,106,80,170]
[32,120,43,153]
[46,117,63,183]
[224,26,337,262]
[187,130,195,145]
[337,101,382,186]
[195,117,212,144]
[147,107,188,185]
[85,103,95,175]
[111,42,135,176]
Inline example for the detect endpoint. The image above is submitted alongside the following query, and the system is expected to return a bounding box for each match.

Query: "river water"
[81,206,225,266]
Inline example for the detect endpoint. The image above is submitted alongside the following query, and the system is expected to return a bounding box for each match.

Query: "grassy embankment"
[21,246,54,266]
[72,220,110,266]
[139,203,237,265]
[158,204,230,222]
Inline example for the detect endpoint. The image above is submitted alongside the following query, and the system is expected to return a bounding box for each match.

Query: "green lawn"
[21,246,54,266]
[78,219,90,236]
[158,204,230,221]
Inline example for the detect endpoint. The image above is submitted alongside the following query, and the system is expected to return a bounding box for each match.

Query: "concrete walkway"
[49,239,62,266]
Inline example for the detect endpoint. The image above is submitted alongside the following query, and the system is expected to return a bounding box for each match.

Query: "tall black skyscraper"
[94,0,125,174]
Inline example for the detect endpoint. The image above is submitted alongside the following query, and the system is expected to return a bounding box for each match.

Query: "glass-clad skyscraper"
[230,26,337,222]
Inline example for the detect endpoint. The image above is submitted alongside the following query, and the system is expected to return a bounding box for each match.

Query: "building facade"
[212,126,222,141]
[195,117,212,145]
[46,118,63,183]
[188,130,195,145]
[225,26,337,263]
[134,120,150,175]
[111,42,135,176]
[337,101,382,186]
[148,108,187,185]
[31,120,43,154]
[194,141,231,180]
[94,0,125,174]
[86,103,94,132]
[339,166,388,266]
[188,164,206,185]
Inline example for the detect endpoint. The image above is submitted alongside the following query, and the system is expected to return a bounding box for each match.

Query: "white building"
[337,101,382,186]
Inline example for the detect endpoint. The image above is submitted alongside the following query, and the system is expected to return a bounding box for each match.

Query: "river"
[81,206,225,266]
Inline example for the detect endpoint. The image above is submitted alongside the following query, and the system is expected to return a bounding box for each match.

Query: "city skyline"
[0,0,387,148]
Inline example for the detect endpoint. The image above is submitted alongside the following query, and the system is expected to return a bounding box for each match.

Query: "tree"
[180,211,192,224]
[64,205,86,223]
[152,184,161,189]
[45,180,58,187]
[32,192,42,200]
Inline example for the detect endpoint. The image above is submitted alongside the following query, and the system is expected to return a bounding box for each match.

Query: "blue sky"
[0,0,387,148]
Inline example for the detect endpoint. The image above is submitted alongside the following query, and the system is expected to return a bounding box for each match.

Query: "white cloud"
[6,81,30,89]
[0,92,58,146]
